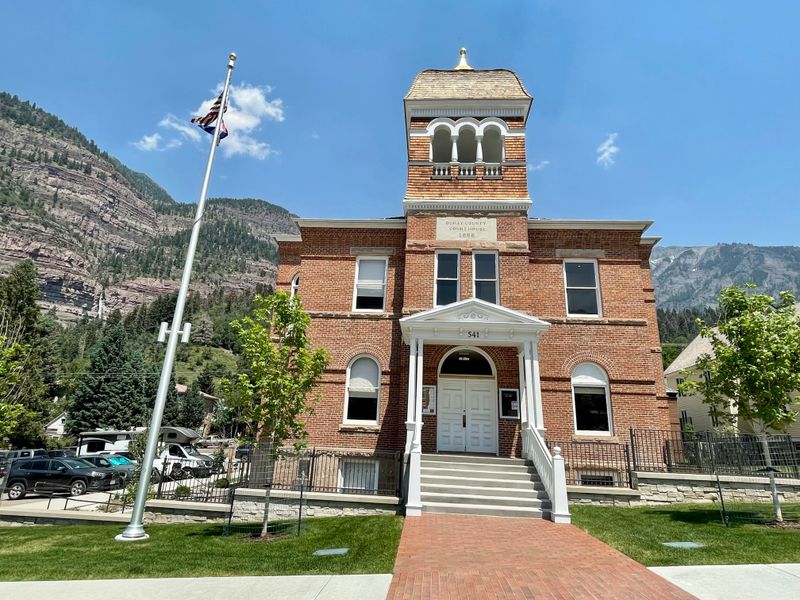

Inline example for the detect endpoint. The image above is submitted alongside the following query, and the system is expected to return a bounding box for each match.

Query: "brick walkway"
[387,514,694,599]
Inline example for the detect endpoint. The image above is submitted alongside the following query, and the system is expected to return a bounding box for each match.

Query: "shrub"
[174,485,192,499]
[214,478,230,489]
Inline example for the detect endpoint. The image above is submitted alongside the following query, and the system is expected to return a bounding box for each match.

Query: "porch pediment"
[400,298,549,345]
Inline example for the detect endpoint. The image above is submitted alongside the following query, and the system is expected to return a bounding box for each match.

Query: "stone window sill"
[339,424,381,434]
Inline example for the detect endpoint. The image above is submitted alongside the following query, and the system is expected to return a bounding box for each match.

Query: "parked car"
[98,450,137,462]
[197,435,231,448]
[159,443,213,477]
[47,449,77,458]
[4,458,121,500]
[79,455,136,481]
[5,449,48,463]
[234,445,252,462]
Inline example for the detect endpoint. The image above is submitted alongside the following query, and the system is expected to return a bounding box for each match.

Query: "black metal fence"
[630,429,800,479]
[152,447,404,504]
[548,439,633,488]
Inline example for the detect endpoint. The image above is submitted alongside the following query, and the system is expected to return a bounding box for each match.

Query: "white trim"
[338,458,380,494]
[290,273,300,299]
[571,363,613,436]
[352,256,388,313]
[640,236,662,246]
[343,355,381,426]
[472,251,499,304]
[434,250,460,307]
[273,233,302,242]
[563,259,602,318]
[296,218,407,229]
[529,219,653,232]
[404,199,531,214]
[498,388,520,420]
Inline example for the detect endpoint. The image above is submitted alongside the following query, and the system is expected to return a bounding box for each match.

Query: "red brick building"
[275,51,672,522]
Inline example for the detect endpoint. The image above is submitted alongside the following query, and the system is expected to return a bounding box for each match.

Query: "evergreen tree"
[195,366,216,396]
[192,313,214,346]
[0,259,41,335]
[179,382,206,431]
[66,322,151,434]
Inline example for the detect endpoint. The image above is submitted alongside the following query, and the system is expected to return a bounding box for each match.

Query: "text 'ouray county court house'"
[275,50,673,522]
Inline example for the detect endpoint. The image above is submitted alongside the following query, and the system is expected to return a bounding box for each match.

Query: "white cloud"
[133,82,283,159]
[192,82,283,159]
[159,114,202,143]
[527,160,550,171]
[132,133,181,152]
[596,133,620,168]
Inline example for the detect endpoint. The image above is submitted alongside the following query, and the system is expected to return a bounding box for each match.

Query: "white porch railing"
[432,163,451,179]
[522,424,571,523]
[483,163,502,179]
[457,163,477,178]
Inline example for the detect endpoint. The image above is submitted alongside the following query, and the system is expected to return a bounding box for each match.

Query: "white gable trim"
[400,298,549,345]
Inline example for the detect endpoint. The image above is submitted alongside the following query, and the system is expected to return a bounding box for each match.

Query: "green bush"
[214,478,230,489]
[174,485,191,499]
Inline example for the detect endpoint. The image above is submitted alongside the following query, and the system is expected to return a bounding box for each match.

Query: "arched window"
[344,356,380,423]
[440,348,493,377]
[432,126,452,163]
[456,126,477,163]
[571,363,611,434]
[290,274,300,299]
[482,126,503,163]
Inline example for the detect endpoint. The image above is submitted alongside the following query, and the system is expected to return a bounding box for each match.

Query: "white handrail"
[523,424,571,524]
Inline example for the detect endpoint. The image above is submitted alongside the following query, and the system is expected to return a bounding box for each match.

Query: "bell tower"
[403,49,533,214]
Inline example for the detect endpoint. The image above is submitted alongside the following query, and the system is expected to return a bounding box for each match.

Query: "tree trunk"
[760,432,783,523]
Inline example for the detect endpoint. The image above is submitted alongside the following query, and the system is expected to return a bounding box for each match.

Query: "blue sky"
[2,1,799,246]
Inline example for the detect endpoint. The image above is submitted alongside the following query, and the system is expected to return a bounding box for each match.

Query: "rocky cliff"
[0,92,297,321]
[651,244,800,308]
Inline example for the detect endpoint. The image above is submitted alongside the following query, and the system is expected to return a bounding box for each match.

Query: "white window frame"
[352,256,388,313]
[290,273,300,299]
[571,364,612,436]
[342,355,381,426]
[338,458,379,494]
[675,377,685,397]
[563,259,602,318]
[472,251,499,304]
[434,250,460,307]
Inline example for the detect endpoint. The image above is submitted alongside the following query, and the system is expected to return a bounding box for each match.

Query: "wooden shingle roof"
[405,69,531,100]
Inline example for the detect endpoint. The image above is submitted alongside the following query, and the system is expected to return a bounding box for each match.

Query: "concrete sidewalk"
[650,564,800,600]
[0,574,393,600]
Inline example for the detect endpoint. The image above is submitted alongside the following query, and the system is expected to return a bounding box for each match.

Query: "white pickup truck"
[152,443,213,479]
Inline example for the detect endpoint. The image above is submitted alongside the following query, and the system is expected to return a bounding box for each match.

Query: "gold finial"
[454,47,473,70]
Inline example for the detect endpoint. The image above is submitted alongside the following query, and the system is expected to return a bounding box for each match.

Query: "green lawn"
[571,503,800,566]
[0,516,404,581]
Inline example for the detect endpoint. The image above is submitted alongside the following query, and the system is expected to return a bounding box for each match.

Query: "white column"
[531,338,545,433]
[517,350,528,425]
[413,339,424,450]
[407,338,424,516]
[476,134,484,163]
[523,341,536,431]
[404,337,418,455]
[450,135,458,163]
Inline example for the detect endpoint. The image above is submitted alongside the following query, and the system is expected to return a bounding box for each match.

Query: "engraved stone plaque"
[435,217,497,241]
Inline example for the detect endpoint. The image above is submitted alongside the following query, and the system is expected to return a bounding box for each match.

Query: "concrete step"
[421,474,545,490]
[420,466,539,481]
[421,491,551,509]
[421,454,527,466]
[421,483,550,500]
[420,459,536,474]
[421,501,547,519]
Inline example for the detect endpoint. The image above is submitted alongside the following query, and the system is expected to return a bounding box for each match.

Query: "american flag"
[191,93,226,127]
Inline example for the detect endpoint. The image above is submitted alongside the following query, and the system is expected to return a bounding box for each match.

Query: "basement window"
[339,459,379,494]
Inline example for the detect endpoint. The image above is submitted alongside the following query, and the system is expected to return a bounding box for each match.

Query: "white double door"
[437,378,497,454]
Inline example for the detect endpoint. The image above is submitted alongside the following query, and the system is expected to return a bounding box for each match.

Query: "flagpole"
[117,52,237,542]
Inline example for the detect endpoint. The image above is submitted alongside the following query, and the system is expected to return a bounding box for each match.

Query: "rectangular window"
[564,260,601,316]
[499,389,520,420]
[676,377,685,397]
[353,257,387,311]
[339,459,378,494]
[435,251,460,306]
[473,252,498,303]
[573,386,611,434]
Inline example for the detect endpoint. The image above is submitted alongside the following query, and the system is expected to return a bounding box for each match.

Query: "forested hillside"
[0,92,297,321]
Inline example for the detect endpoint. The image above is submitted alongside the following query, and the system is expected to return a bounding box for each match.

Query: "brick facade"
[275,63,674,459]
